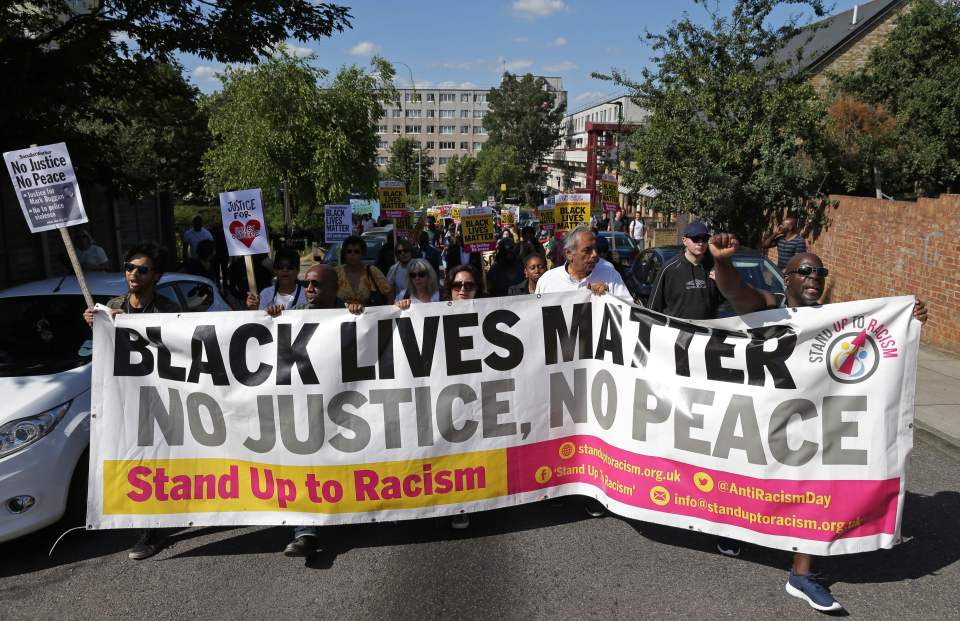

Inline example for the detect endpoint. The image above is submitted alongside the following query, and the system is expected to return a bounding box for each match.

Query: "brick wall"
[774,194,960,354]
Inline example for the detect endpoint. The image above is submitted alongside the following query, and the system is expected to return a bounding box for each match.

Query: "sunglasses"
[786,265,829,278]
[686,235,710,244]
[451,281,477,291]
[124,262,152,275]
[274,263,298,271]
[409,271,428,279]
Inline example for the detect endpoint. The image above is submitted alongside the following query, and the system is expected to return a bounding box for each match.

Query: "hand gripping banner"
[88,292,920,555]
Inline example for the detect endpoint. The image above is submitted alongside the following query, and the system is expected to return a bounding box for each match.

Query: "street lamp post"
[396,61,422,208]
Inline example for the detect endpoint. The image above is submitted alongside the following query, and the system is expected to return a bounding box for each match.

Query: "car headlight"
[0,401,72,459]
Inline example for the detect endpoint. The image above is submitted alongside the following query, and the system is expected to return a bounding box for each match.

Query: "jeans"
[293,525,318,538]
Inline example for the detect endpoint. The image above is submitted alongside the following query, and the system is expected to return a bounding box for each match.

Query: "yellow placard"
[555,195,590,232]
[460,213,496,251]
[378,182,407,213]
[451,206,462,222]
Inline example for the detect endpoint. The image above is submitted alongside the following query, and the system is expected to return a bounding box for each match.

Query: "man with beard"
[709,233,927,612]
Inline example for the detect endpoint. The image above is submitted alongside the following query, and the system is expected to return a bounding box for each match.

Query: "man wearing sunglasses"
[648,222,720,318]
[82,242,180,560]
[262,263,362,556]
[710,232,927,612]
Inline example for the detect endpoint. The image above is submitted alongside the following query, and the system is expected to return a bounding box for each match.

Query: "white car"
[0,271,229,543]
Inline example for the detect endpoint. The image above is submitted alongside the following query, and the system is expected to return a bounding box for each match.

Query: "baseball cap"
[682,222,710,238]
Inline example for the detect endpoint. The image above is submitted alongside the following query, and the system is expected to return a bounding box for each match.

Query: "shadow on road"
[626,490,960,585]
[165,499,590,568]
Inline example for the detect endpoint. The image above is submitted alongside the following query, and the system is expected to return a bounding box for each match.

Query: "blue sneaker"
[786,569,843,612]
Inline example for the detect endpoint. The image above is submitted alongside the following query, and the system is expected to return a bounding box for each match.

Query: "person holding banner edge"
[708,232,928,613]
[82,242,180,560]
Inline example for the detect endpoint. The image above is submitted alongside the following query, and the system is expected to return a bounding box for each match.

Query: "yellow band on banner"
[103,451,507,515]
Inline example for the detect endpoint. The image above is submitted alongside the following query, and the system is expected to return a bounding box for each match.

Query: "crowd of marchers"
[80,209,927,614]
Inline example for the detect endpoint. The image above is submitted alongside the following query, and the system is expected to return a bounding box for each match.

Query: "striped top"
[776,235,807,270]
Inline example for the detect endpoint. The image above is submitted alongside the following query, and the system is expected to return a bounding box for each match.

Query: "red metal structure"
[584,121,640,213]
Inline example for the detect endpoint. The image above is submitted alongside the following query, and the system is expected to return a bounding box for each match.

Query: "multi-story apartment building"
[376,76,566,182]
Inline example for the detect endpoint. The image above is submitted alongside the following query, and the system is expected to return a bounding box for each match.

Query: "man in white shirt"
[629,216,646,250]
[536,225,632,300]
[182,216,214,259]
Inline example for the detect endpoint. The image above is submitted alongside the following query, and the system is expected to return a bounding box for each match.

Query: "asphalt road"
[2,437,958,620]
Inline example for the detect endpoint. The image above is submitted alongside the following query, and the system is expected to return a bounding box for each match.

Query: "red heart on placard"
[229,219,261,248]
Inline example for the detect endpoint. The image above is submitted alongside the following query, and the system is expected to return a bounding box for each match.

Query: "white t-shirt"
[396,289,440,304]
[386,262,410,294]
[257,284,307,310]
[78,244,108,269]
[535,258,632,301]
[183,227,213,258]
[630,219,645,240]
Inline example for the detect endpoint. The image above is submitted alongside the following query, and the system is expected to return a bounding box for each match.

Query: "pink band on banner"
[506,436,900,542]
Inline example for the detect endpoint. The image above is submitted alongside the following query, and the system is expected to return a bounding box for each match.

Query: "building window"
[404,125,421,133]
[391,109,401,118]
[473,126,486,134]
[439,157,450,165]
[378,140,387,149]
[426,93,436,102]
[440,126,455,134]
[377,125,388,134]
[439,141,455,149]
[439,109,455,118]
[393,125,401,134]
[405,109,422,118]
[460,141,469,149]
[439,93,456,102]
[460,109,469,118]
[473,110,484,118]
[426,141,435,149]
[460,94,469,103]
[426,109,435,117]
[473,142,482,151]
[473,94,486,103]
[426,125,436,133]
[404,93,421,103]
[460,125,469,134]
[376,156,388,165]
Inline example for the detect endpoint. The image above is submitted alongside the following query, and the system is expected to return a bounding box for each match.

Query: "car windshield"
[0,294,111,377]
[731,256,784,293]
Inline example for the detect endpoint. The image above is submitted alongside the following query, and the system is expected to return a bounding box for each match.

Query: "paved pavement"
[1,435,957,620]
[915,346,960,454]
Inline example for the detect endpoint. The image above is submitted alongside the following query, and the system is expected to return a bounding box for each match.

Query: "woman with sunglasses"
[395,259,440,309]
[443,264,483,303]
[336,235,393,306]
[245,248,306,311]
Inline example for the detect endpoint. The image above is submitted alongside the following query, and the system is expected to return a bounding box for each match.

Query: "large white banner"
[88,293,920,555]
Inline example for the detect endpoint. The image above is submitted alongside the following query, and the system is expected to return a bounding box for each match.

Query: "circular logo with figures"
[558,441,576,460]
[826,331,880,384]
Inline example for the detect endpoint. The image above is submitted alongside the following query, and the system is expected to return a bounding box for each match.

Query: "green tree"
[443,154,479,203]
[474,144,524,200]
[596,0,831,245]
[384,137,434,203]
[1,1,352,186]
[833,0,960,195]
[75,61,209,199]
[823,95,899,197]
[202,53,395,230]
[485,73,564,204]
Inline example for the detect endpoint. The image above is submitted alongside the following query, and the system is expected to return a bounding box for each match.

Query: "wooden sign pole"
[60,227,94,309]
[243,255,258,298]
